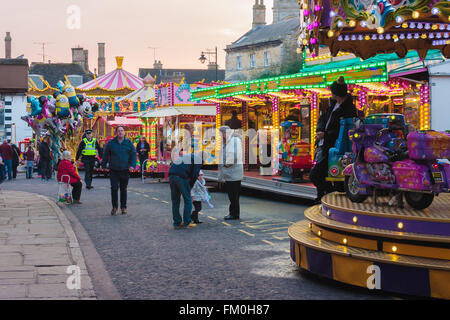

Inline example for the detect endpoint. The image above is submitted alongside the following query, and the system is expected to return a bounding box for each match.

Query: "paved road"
[2,173,392,300]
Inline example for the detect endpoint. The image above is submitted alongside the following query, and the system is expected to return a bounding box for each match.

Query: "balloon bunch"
[22,81,100,163]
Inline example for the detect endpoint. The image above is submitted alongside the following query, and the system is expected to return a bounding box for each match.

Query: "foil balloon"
[62,83,80,108]
[54,93,71,118]
[27,96,42,117]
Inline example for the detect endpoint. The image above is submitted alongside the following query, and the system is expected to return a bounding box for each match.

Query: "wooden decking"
[203,170,317,199]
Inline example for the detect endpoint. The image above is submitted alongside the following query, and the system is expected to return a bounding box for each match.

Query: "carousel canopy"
[132,106,216,118]
[116,74,156,103]
[77,56,143,91]
[299,0,450,60]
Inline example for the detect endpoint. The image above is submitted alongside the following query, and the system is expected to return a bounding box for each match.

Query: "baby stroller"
[57,174,73,204]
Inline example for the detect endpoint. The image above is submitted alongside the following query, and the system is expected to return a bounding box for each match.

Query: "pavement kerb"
[43,196,121,300]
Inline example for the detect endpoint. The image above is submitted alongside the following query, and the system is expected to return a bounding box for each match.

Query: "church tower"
[272,0,300,24]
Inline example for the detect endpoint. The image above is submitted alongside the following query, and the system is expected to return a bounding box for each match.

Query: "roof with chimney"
[226,17,299,51]
[138,68,225,84]
[29,62,94,88]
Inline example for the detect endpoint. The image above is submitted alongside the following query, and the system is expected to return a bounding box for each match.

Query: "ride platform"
[289,192,450,299]
[204,170,317,199]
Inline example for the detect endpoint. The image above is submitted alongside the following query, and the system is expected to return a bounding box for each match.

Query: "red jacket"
[57,159,81,184]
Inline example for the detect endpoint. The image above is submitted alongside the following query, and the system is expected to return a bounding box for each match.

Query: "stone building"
[225,0,301,82]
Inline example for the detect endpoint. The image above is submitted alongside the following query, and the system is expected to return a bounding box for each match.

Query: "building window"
[264,52,270,67]
[67,75,83,87]
[250,54,256,68]
[237,56,242,70]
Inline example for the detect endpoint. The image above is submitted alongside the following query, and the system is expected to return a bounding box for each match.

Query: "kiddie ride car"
[326,118,356,192]
[343,113,450,210]
[274,121,313,183]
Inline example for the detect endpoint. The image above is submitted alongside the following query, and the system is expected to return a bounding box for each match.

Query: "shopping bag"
[58,175,73,204]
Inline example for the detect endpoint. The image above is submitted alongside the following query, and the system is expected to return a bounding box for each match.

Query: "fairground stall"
[191,47,445,198]
[131,81,219,180]
[287,0,450,299]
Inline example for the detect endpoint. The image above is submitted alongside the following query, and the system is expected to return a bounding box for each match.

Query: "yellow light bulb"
[318,230,322,236]
[377,27,384,34]
[343,238,348,244]
[353,216,358,223]
[328,30,335,38]
[349,20,356,27]
[412,11,419,19]
[392,246,398,252]
[397,222,404,229]
[327,210,331,216]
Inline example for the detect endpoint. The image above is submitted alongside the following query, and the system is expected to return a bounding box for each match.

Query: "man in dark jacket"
[76,129,101,189]
[11,144,20,179]
[101,126,137,216]
[38,137,52,181]
[225,110,242,130]
[0,140,13,180]
[169,150,202,229]
[136,136,150,174]
[310,76,357,203]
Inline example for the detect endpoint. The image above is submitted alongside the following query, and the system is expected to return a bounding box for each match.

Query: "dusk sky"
[1,0,276,75]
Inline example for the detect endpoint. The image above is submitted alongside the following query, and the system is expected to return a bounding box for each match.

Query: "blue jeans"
[26,161,34,178]
[4,160,12,180]
[169,175,193,227]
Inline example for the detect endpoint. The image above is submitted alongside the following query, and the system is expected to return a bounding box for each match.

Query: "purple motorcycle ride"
[343,113,450,210]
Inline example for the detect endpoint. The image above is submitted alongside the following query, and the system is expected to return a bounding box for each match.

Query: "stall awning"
[132,106,217,118]
[106,116,143,127]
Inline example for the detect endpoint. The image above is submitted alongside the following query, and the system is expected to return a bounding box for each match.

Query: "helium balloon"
[54,93,71,118]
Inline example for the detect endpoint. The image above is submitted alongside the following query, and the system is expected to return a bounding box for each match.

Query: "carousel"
[77,56,144,114]
[288,0,450,299]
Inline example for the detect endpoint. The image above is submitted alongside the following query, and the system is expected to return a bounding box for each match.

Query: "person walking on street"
[136,136,150,175]
[76,129,101,189]
[11,144,20,179]
[57,150,83,204]
[25,145,35,179]
[191,170,213,224]
[309,76,357,204]
[218,126,244,220]
[38,136,52,181]
[0,140,13,181]
[0,152,4,185]
[101,126,137,216]
[169,149,202,229]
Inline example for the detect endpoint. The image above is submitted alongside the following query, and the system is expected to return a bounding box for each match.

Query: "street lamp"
[199,47,218,81]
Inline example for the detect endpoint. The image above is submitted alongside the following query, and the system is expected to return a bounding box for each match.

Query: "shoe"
[174,223,184,230]
[121,208,127,215]
[73,200,82,204]
[193,220,203,224]
[185,222,197,228]
[86,186,93,190]
[111,208,118,216]
[224,215,239,220]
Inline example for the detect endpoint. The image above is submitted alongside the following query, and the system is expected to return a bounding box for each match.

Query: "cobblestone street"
[1,174,392,299]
